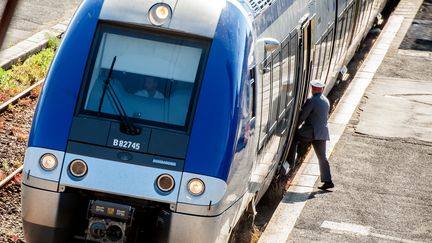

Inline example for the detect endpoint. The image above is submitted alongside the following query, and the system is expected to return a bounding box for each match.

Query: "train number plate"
[112,139,141,150]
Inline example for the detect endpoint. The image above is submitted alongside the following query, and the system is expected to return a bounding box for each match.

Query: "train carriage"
[21,0,388,242]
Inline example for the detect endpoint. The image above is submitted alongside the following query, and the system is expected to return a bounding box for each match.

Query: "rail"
[0,79,44,188]
[0,79,44,113]
[0,165,23,188]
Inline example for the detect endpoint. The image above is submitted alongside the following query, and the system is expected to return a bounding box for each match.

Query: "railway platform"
[259,0,432,242]
[0,0,81,69]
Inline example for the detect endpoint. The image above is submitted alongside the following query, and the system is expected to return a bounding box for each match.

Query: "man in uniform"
[287,79,334,190]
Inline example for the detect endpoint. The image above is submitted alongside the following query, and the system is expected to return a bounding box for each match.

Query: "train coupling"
[86,200,135,243]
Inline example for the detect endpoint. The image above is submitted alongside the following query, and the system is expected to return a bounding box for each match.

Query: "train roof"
[237,0,276,16]
[99,0,226,38]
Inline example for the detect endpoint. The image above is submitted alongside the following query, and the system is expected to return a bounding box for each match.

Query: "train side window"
[350,5,356,31]
[250,68,256,118]
[344,4,354,51]
[287,33,297,107]
[315,38,325,79]
[269,50,281,132]
[357,0,367,34]
[363,0,369,28]
[320,34,328,76]
[312,39,321,80]
[363,0,372,30]
[279,41,289,116]
[320,28,334,82]
[364,0,373,29]
[335,16,345,64]
[341,6,352,57]
[339,13,349,61]
[258,57,272,148]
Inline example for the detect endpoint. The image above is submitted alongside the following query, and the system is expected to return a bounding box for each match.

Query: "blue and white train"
[22,0,388,242]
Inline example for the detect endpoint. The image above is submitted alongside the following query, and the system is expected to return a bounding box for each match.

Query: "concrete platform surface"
[260,0,432,242]
[1,0,82,50]
[288,131,432,243]
[0,0,82,69]
[356,77,432,143]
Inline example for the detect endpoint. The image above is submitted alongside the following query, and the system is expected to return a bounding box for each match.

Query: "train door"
[298,16,315,108]
[289,16,315,139]
[279,16,315,169]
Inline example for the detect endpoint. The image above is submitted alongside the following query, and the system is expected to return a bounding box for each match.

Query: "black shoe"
[318,182,334,190]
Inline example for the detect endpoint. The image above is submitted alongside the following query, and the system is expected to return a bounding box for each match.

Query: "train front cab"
[21,1,254,243]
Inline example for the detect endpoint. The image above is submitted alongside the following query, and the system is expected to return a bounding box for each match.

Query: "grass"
[0,36,59,178]
[0,36,59,104]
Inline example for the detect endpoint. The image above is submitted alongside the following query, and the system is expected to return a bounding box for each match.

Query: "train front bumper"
[21,184,78,243]
[22,183,242,243]
[21,147,234,243]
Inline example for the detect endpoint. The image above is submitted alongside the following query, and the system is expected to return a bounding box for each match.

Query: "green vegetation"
[0,36,59,103]
[1,159,10,173]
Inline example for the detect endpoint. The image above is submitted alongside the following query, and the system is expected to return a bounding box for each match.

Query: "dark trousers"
[287,132,332,183]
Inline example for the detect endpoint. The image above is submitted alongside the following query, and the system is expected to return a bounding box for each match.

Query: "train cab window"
[80,24,209,131]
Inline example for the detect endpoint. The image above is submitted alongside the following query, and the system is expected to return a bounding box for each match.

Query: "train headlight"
[39,153,58,171]
[69,159,88,178]
[156,174,175,192]
[148,3,172,26]
[187,178,205,196]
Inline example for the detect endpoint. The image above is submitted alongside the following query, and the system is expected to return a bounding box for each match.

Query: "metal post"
[0,0,20,49]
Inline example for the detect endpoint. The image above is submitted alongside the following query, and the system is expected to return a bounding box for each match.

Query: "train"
[21,0,388,242]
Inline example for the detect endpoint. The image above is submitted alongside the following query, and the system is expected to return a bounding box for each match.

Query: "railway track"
[0,81,42,243]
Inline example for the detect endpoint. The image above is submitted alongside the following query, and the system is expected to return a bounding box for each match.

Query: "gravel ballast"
[0,97,37,243]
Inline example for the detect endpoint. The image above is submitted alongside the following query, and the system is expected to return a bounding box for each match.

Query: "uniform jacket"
[298,93,330,141]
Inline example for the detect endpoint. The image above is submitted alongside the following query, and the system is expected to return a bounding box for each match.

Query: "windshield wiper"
[98,56,140,135]
[98,56,116,114]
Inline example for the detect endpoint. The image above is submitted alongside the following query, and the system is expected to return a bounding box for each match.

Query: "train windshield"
[81,24,209,130]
